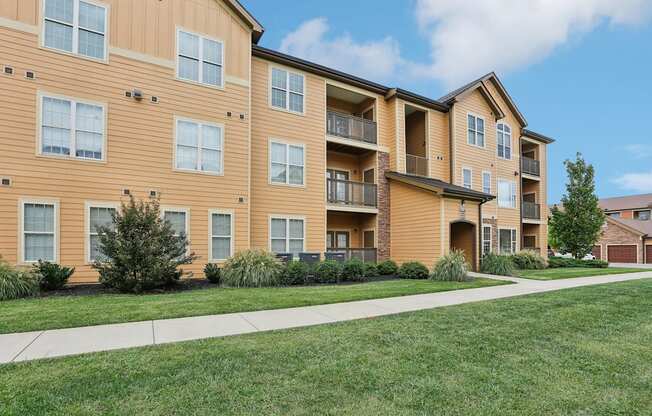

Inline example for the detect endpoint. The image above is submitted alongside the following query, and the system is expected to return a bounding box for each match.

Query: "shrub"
[511,250,547,270]
[397,261,429,279]
[204,263,221,284]
[341,258,367,282]
[431,250,469,282]
[93,197,197,293]
[221,250,283,288]
[377,260,398,276]
[33,260,74,291]
[0,260,39,301]
[548,257,608,269]
[313,260,341,284]
[280,261,310,286]
[480,253,514,276]
[363,262,379,278]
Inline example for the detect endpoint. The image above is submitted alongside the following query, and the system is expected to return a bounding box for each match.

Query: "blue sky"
[242,0,652,203]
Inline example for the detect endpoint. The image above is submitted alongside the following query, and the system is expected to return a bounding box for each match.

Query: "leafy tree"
[549,153,604,259]
[93,196,197,293]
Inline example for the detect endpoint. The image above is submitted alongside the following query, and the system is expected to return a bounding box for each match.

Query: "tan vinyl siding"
[429,109,449,181]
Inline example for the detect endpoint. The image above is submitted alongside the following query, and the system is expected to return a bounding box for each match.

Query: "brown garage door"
[592,245,602,260]
[608,245,637,263]
[646,245,652,264]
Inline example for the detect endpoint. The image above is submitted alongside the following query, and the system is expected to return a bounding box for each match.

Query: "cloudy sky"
[243,0,652,202]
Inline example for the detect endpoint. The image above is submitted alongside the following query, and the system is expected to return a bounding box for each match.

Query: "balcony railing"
[522,201,541,220]
[522,156,540,176]
[326,111,377,145]
[406,154,429,176]
[326,247,378,263]
[327,178,377,208]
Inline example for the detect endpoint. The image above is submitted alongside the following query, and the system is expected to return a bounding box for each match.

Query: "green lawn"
[1,280,651,415]
[515,267,649,280]
[0,278,505,334]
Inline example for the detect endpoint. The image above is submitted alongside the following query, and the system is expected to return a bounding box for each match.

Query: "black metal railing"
[327,178,377,208]
[326,247,377,263]
[326,110,377,144]
[522,201,541,219]
[406,154,429,176]
[522,156,540,176]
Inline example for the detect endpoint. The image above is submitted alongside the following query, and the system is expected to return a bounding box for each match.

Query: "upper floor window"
[271,67,304,114]
[497,123,512,159]
[608,212,621,219]
[177,29,224,88]
[43,0,107,60]
[270,141,305,186]
[482,171,492,194]
[634,210,651,221]
[497,179,517,208]
[175,118,223,175]
[462,168,472,189]
[467,114,485,147]
[40,94,105,161]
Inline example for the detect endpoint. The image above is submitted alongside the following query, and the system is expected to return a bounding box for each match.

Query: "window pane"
[477,118,484,132]
[498,181,510,207]
[271,218,286,239]
[25,234,55,262]
[271,239,286,253]
[271,88,286,109]
[289,93,303,113]
[179,31,199,58]
[289,73,303,93]
[90,207,115,231]
[75,131,102,159]
[202,62,221,86]
[271,163,287,183]
[505,147,511,160]
[201,149,221,172]
[271,68,287,89]
[177,121,199,147]
[78,29,104,59]
[45,0,73,23]
[467,130,475,145]
[76,103,103,133]
[176,146,198,170]
[499,230,512,254]
[43,97,72,154]
[178,56,199,81]
[164,211,186,235]
[212,237,231,259]
[90,234,105,261]
[289,166,303,185]
[288,145,303,166]
[212,213,231,236]
[202,126,221,150]
[467,115,475,130]
[79,1,105,32]
[477,132,485,147]
[203,39,222,64]
[289,219,303,239]
[271,142,287,163]
[289,239,303,255]
[24,204,54,232]
[44,20,73,52]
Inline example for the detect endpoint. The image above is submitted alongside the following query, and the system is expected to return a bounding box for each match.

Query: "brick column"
[377,152,390,260]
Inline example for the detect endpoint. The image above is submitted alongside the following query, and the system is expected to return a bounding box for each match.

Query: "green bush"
[511,250,547,270]
[363,262,379,278]
[548,257,608,268]
[204,263,221,284]
[341,258,367,282]
[431,250,469,282]
[377,260,398,276]
[280,261,310,286]
[221,250,283,288]
[93,197,197,293]
[397,261,429,279]
[0,260,39,301]
[32,260,74,291]
[313,260,341,283]
[480,253,514,276]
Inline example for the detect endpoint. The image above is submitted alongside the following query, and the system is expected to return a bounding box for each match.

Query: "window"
[271,67,304,113]
[482,225,492,256]
[608,212,621,219]
[270,141,305,185]
[177,29,224,87]
[43,0,107,60]
[462,168,472,189]
[270,216,305,255]
[88,205,115,262]
[163,209,189,255]
[482,171,492,194]
[40,94,105,160]
[210,211,232,261]
[634,210,651,220]
[175,118,223,174]
[499,229,517,254]
[22,201,57,262]
[467,114,485,147]
[497,123,512,159]
[497,179,517,208]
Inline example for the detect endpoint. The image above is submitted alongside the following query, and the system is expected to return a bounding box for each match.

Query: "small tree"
[93,196,197,293]
[549,153,604,259]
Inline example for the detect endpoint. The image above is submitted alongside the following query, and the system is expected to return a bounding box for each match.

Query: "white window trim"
[498,227,518,254]
[482,171,492,194]
[497,178,517,209]
[462,167,473,189]
[268,138,306,187]
[173,116,225,176]
[175,27,225,89]
[466,112,486,148]
[19,198,59,264]
[634,209,651,220]
[41,0,110,63]
[268,214,306,254]
[497,122,512,160]
[268,64,306,116]
[85,201,118,264]
[37,91,107,163]
[208,209,234,262]
[482,224,492,256]
[161,206,191,255]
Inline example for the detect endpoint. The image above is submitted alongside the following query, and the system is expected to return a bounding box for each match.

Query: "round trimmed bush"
[341,258,366,282]
[280,261,310,286]
[363,262,379,278]
[431,250,469,282]
[511,250,547,270]
[377,260,398,276]
[204,263,221,284]
[221,250,283,288]
[481,253,514,276]
[397,261,429,279]
[33,260,74,291]
[313,260,341,283]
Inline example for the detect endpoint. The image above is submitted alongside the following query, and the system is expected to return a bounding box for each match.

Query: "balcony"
[522,201,541,220]
[327,178,377,208]
[326,247,377,263]
[406,154,429,176]
[522,156,540,177]
[327,111,377,145]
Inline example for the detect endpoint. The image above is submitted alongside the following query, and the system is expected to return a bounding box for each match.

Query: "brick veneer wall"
[377,152,390,260]
[597,221,644,263]
[482,218,499,253]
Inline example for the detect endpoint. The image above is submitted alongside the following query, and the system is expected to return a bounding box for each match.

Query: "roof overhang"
[605,216,648,237]
[522,128,555,144]
[385,88,449,113]
[223,0,264,43]
[385,171,494,203]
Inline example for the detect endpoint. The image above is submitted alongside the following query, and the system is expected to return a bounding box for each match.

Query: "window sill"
[173,167,225,177]
[36,153,107,164]
[268,105,305,117]
[268,181,306,189]
[175,76,225,91]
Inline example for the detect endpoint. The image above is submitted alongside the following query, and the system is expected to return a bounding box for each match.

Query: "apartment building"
[0,0,552,283]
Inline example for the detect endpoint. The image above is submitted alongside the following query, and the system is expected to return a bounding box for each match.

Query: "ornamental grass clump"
[0,259,40,301]
[431,250,470,282]
[480,253,514,276]
[221,250,283,288]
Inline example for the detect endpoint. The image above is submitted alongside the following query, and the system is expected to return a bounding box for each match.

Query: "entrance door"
[363,169,375,206]
[327,169,350,203]
[450,222,476,270]
[327,231,350,249]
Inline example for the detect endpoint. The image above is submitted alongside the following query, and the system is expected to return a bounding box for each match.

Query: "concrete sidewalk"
[2,271,651,364]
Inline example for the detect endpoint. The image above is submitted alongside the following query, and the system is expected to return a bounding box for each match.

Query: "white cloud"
[612,172,652,193]
[278,1,652,89]
[624,144,652,159]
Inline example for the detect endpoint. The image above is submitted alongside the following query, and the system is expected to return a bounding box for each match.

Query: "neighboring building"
[0,0,552,283]
[593,194,652,263]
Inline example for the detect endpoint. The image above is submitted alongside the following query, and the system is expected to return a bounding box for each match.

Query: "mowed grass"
[0,278,506,334]
[1,279,651,415]
[515,267,649,280]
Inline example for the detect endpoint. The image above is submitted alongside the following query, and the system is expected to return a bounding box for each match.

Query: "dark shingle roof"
[600,194,652,211]
[385,171,494,202]
[438,72,495,103]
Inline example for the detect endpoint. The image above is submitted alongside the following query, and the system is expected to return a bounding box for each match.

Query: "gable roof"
[522,129,555,144]
[606,216,652,237]
[223,0,264,43]
[600,194,652,211]
[385,171,494,202]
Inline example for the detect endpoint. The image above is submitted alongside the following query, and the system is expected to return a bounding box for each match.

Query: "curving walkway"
[2,270,651,364]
